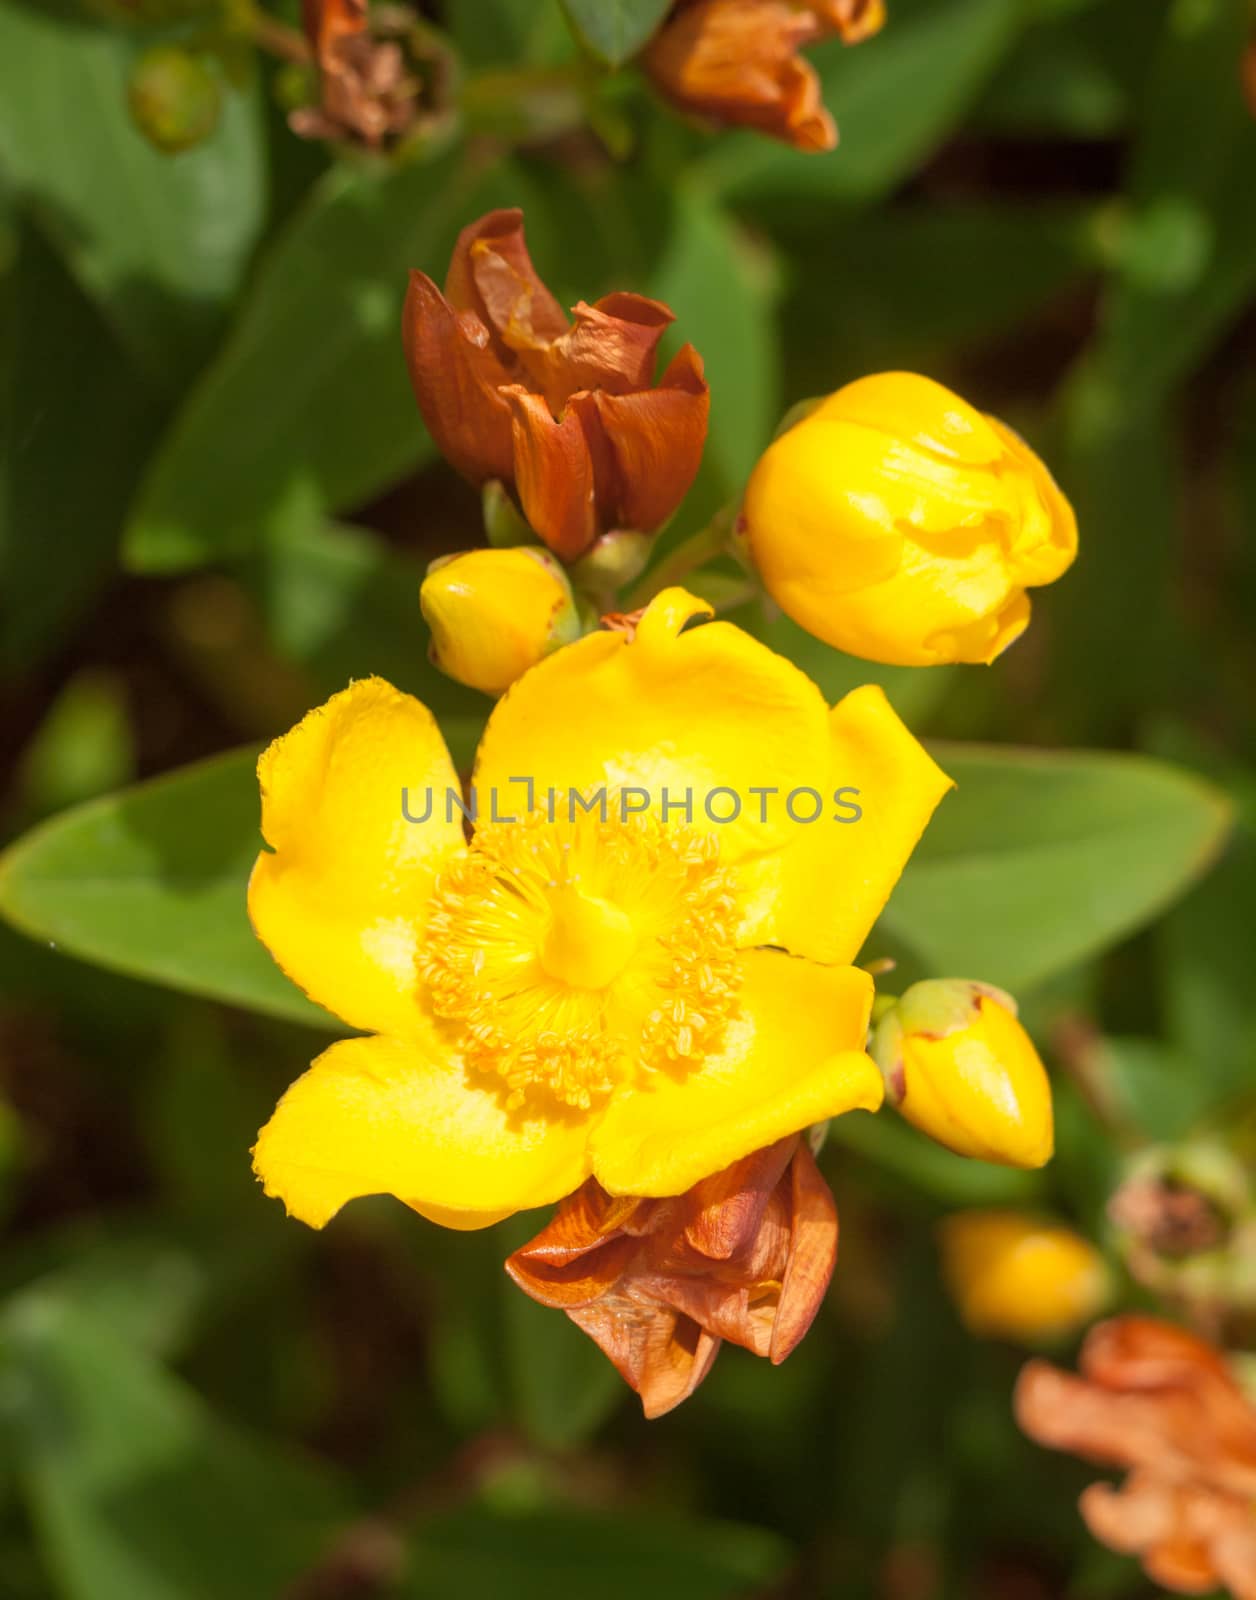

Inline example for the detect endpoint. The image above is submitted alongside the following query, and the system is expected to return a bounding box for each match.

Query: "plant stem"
[249,7,312,65]
[625,510,738,609]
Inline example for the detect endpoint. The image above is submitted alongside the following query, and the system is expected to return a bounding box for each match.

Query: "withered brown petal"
[1015,1361,1194,1479]
[1081,1316,1239,1394]
[502,387,600,560]
[444,209,569,348]
[682,1136,796,1262]
[1079,1473,1181,1556]
[402,271,516,485]
[644,0,837,153]
[569,1293,721,1419]
[534,295,676,412]
[569,344,709,535]
[771,1138,839,1364]
[638,1270,778,1358]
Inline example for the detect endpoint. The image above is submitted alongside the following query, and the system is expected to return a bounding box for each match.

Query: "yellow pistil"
[541,885,637,989]
[420,807,741,1112]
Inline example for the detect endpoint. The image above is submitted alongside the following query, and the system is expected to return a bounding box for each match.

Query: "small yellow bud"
[420,547,580,697]
[939,1211,1111,1342]
[872,979,1054,1168]
[741,372,1078,666]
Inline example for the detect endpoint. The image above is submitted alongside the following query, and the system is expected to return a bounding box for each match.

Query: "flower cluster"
[248,201,1080,1419]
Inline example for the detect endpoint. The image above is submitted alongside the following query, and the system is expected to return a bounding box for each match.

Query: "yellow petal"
[253,1032,592,1229]
[737,685,953,963]
[249,678,464,1038]
[589,952,879,1197]
[473,586,832,862]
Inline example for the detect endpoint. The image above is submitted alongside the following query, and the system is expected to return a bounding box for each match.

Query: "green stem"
[625,510,737,609]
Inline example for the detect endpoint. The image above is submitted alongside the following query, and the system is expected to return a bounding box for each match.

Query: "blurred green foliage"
[1,0,1254,1595]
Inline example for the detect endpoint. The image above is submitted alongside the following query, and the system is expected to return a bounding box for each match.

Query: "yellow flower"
[940,1211,1112,1342]
[248,587,952,1231]
[741,372,1078,666]
[420,546,581,697]
[872,979,1053,1169]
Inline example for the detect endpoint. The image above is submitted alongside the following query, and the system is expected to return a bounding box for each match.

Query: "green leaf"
[124,152,522,574]
[559,0,672,66]
[0,750,332,1029]
[403,1505,792,1600]
[0,4,266,388]
[880,744,1232,993]
[0,222,162,678]
[781,205,1099,378]
[1074,0,1256,412]
[0,1294,345,1600]
[247,519,490,749]
[698,0,1021,208]
[973,0,1166,138]
[648,190,779,498]
[1052,405,1184,738]
[16,670,135,818]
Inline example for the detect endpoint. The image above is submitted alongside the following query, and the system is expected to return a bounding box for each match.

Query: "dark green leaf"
[880,744,1232,992]
[1074,0,1256,411]
[0,1294,345,1600]
[0,750,333,1028]
[781,205,1099,379]
[698,0,1021,208]
[124,153,522,573]
[404,1505,792,1600]
[499,1222,623,1448]
[559,0,672,66]
[0,3,266,388]
[648,191,779,495]
[0,223,161,676]
[248,519,490,748]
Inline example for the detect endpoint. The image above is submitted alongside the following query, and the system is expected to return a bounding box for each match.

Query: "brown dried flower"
[404,209,709,560]
[1015,1316,1256,1598]
[642,0,885,152]
[507,1134,837,1417]
[289,0,448,150]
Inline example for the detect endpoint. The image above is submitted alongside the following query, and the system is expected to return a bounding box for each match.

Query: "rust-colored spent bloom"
[507,1134,837,1417]
[403,209,709,561]
[643,0,885,153]
[290,0,449,150]
[1015,1317,1256,1598]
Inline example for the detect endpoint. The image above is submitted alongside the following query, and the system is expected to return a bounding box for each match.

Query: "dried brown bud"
[1015,1317,1256,1598]
[403,210,709,560]
[289,0,452,151]
[642,0,885,153]
[506,1134,837,1417]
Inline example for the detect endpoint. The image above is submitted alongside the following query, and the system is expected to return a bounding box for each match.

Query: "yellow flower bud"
[939,1211,1111,1342]
[741,372,1078,666]
[872,979,1053,1168]
[420,546,581,696]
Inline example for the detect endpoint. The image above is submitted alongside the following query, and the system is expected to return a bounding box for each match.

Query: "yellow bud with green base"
[872,978,1054,1168]
[420,546,581,697]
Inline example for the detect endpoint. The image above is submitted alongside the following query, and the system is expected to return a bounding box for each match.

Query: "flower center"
[420,807,741,1112]
[540,885,637,989]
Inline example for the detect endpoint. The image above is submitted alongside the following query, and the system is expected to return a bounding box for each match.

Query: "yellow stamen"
[419,807,741,1112]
